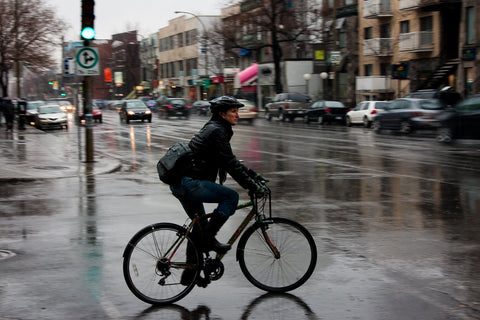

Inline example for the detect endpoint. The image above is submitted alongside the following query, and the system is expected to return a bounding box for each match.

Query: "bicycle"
[122,174,317,305]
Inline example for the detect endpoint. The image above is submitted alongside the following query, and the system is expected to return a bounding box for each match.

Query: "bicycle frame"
[165,185,277,266]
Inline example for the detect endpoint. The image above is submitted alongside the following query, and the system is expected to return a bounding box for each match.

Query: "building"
[156,14,221,102]
[111,31,141,99]
[357,0,478,101]
[139,33,159,97]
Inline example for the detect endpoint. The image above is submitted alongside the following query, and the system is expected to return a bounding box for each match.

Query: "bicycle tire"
[237,217,317,292]
[123,222,201,305]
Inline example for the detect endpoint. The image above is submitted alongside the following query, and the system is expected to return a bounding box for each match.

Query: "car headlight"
[145,110,152,115]
[127,111,135,115]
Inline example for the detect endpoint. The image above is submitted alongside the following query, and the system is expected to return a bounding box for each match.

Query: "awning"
[237,63,258,85]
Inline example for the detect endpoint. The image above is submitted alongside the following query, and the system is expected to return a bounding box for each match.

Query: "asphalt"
[0,123,122,182]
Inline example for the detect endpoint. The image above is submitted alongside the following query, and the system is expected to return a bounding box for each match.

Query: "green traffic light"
[81,27,95,40]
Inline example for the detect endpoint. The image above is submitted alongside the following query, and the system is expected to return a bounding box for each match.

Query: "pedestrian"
[168,95,266,285]
[2,99,15,131]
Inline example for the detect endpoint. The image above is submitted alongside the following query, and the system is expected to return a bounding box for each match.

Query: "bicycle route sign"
[75,47,100,76]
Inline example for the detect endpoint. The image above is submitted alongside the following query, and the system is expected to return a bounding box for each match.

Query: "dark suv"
[158,98,190,119]
[264,93,313,122]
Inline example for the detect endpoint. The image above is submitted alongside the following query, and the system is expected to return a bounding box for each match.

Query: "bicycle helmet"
[209,96,244,113]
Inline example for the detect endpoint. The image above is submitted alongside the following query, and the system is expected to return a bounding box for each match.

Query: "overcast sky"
[46,0,228,41]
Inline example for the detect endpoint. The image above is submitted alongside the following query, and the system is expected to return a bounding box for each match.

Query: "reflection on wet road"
[1,110,479,320]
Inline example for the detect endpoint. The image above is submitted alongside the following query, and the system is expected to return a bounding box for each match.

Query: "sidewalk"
[0,124,121,181]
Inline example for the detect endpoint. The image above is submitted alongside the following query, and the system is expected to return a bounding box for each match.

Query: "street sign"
[64,58,75,76]
[75,47,100,76]
[330,51,341,64]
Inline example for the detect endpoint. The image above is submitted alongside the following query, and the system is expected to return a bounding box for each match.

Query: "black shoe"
[204,210,231,254]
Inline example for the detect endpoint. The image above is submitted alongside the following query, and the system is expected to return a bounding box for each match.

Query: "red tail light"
[185,105,191,109]
[325,108,331,114]
[251,107,259,112]
[285,103,290,109]
[166,105,173,109]
[370,109,377,115]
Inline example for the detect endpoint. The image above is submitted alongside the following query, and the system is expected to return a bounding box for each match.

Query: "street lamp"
[320,72,328,100]
[174,11,208,77]
[303,73,311,95]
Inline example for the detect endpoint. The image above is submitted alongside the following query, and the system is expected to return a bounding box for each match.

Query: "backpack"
[157,142,193,184]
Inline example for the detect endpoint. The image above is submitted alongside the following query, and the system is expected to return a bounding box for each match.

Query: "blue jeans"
[170,177,239,218]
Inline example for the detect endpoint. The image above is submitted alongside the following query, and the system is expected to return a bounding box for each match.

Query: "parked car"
[119,99,152,124]
[373,98,445,134]
[303,100,349,124]
[264,93,313,122]
[34,104,68,130]
[237,99,259,124]
[26,101,45,124]
[158,98,190,119]
[436,94,480,143]
[192,100,210,116]
[346,101,390,128]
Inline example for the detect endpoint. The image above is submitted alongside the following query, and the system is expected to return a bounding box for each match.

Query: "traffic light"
[81,0,95,40]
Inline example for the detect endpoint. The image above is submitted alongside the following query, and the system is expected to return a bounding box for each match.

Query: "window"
[380,24,391,38]
[420,16,433,46]
[466,6,475,45]
[364,64,373,76]
[400,21,409,34]
[380,63,390,76]
[364,27,372,40]
[177,33,184,48]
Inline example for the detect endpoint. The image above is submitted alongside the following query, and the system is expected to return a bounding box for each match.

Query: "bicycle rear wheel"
[122,223,200,305]
[237,217,317,292]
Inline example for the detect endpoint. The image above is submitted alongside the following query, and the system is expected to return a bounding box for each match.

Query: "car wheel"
[373,120,382,133]
[303,115,310,124]
[346,116,352,127]
[363,117,371,128]
[126,117,130,124]
[437,127,453,143]
[399,121,412,134]
[148,117,152,123]
[99,117,103,123]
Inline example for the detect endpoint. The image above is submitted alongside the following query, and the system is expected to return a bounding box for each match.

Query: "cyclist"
[169,96,265,285]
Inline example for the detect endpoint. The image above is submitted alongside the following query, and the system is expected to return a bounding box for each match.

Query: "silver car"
[34,104,68,130]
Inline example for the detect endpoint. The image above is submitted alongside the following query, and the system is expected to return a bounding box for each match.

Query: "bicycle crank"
[204,258,224,281]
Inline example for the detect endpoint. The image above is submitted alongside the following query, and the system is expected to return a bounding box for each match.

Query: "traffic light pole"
[83,67,94,162]
[81,0,95,163]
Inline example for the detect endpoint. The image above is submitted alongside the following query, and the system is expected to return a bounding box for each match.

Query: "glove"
[252,185,267,197]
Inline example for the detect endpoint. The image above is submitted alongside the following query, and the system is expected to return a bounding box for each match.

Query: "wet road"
[1,109,480,320]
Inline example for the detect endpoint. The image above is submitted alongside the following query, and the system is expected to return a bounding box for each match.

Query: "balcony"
[399,31,434,52]
[420,0,461,11]
[363,38,393,56]
[363,0,392,19]
[356,76,393,93]
[399,0,420,10]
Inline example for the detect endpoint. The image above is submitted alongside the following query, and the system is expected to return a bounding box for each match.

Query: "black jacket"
[186,115,257,191]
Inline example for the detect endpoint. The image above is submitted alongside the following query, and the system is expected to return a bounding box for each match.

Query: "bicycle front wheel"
[122,223,201,305]
[237,217,317,292]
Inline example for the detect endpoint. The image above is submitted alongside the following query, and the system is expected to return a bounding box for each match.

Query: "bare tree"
[211,0,322,93]
[0,0,65,97]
